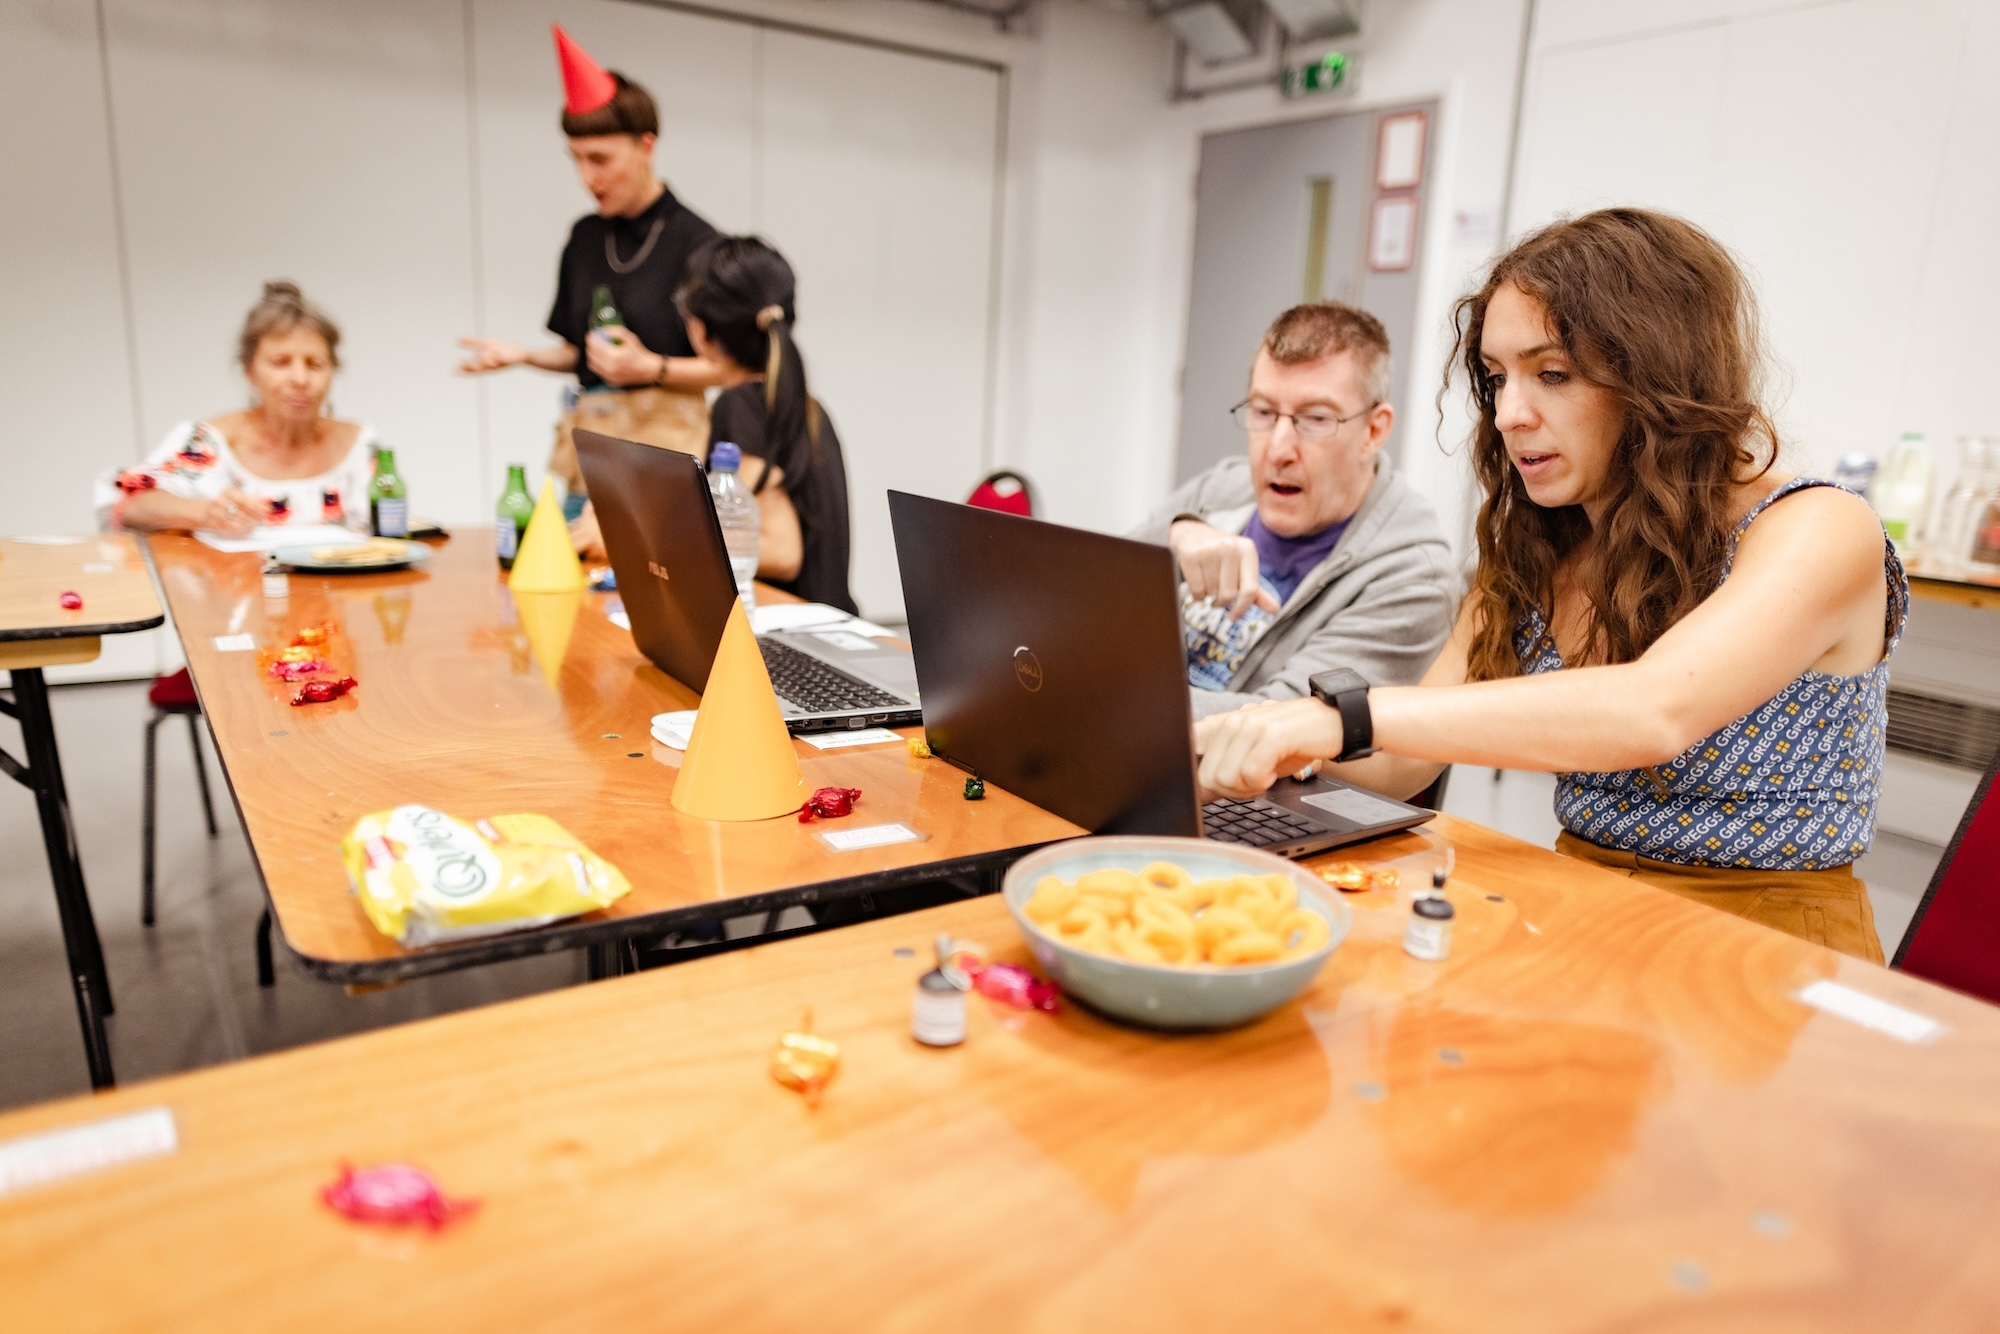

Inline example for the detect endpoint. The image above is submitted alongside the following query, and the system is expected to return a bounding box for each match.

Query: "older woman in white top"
[97,282,377,535]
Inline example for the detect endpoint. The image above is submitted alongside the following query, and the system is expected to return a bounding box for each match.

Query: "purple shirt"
[1245,510,1349,604]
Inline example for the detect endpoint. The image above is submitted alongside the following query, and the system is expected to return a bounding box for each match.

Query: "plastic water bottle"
[708,441,759,614]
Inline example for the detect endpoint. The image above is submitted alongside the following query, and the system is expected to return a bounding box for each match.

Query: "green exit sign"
[1282,51,1351,98]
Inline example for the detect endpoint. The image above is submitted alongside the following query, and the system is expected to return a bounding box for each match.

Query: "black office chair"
[1411,766,1451,811]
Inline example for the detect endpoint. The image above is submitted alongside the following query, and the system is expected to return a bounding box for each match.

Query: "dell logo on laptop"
[647,560,670,582]
[1012,646,1044,692]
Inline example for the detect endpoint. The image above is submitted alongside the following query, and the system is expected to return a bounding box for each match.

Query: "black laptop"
[888,490,1432,855]
[573,430,922,732]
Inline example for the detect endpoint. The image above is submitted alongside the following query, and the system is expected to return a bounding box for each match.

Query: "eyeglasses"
[1230,400,1376,442]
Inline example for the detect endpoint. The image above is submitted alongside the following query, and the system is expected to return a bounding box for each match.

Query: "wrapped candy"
[113,470,158,494]
[963,776,986,801]
[290,623,333,648]
[905,736,932,759]
[1317,862,1399,894]
[269,658,328,680]
[57,591,82,611]
[797,786,862,822]
[292,676,358,706]
[967,961,1059,1012]
[771,1010,839,1107]
[321,1163,478,1230]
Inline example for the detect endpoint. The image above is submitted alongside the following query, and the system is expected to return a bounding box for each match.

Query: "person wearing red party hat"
[458,24,722,506]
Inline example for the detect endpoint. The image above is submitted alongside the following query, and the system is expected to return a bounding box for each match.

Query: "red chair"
[1894,749,2000,1004]
[965,469,1037,518]
[140,668,218,927]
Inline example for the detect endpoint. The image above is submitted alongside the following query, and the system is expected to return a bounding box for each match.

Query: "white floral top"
[95,420,379,532]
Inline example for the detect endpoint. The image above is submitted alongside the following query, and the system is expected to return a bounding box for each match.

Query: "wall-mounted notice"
[1368,195,1418,272]
[1375,110,1428,191]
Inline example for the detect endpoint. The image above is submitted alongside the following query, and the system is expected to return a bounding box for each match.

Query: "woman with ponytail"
[677,235,856,613]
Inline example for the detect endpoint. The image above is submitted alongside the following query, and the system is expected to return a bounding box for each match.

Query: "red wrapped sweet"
[321,1163,478,1230]
[292,676,358,706]
[269,658,329,680]
[798,786,862,822]
[57,591,82,611]
[966,961,1060,1012]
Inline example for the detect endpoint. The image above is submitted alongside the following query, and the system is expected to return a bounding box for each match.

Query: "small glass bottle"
[589,284,624,343]
[494,463,535,571]
[1404,868,1454,961]
[911,968,967,1047]
[369,446,409,539]
[261,556,289,600]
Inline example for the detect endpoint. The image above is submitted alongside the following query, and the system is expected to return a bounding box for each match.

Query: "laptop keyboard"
[759,639,906,715]
[1201,797,1323,848]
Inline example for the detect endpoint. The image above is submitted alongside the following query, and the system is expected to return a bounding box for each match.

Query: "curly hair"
[1448,208,1777,680]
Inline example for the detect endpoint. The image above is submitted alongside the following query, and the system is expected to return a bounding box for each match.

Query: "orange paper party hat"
[552,25,618,115]
[671,600,807,821]
[508,478,584,594]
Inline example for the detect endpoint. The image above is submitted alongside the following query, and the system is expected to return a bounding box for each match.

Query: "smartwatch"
[1308,667,1375,762]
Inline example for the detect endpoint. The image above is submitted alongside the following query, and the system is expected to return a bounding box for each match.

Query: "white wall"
[993,0,1528,548]
[1511,0,2000,483]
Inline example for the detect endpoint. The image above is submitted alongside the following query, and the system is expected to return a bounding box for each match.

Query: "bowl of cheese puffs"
[1002,836,1351,1030]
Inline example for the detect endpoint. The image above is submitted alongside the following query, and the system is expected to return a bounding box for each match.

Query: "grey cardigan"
[1132,456,1459,719]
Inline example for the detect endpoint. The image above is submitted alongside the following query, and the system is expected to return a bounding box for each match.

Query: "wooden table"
[0,535,165,1090]
[3,813,1996,1330]
[1905,555,2000,610]
[146,532,1082,984]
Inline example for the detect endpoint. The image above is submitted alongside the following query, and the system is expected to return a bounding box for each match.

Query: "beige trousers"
[1555,831,1885,963]
[548,386,709,492]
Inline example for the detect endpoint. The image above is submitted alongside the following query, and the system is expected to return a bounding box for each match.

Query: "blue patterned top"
[1519,477,1909,870]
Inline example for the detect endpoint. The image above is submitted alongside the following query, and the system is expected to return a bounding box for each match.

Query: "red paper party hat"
[552,25,617,115]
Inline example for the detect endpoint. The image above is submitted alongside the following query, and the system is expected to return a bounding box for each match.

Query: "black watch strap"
[1309,668,1376,762]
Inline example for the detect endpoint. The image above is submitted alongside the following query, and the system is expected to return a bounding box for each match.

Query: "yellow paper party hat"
[512,589,582,689]
[671,600,807,821]
[508,477,584,593]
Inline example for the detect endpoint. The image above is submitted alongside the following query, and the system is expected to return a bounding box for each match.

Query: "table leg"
[11,668,116,1088]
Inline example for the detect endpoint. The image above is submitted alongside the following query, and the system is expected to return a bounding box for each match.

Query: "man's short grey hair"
[1260,301,1392,407]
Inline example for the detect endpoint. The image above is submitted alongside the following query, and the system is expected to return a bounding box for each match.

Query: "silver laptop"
[573,430,922,733]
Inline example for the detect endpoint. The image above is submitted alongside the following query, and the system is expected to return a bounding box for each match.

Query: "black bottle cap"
[1413,895,1455,921]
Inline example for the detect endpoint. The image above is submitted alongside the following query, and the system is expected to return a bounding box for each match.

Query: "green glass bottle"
[370,446,409,538]
[494,463,535,570]
[589,283,625,348]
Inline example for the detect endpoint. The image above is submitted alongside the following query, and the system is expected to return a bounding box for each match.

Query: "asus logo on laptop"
[647,560,670,582]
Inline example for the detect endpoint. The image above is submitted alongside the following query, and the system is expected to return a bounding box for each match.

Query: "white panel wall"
[1511,0,2000,478]
[0,0,138,536]
[759,33,1000,618]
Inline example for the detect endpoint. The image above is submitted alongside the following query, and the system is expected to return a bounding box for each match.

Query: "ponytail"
[679,237,815,487]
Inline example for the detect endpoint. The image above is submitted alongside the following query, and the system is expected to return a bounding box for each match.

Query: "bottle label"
[495,516,519,560]
[1403,916,1452,961]
[374,499,409,539]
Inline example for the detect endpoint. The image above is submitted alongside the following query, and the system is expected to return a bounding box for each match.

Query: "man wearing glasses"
[1135,302,1455,717]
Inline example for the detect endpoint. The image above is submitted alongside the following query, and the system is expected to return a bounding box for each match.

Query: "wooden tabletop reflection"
[147,533,1082,979]
[2,815,1996,1329]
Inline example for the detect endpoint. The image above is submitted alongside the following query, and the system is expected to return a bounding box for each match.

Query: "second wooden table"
[147,532,1081,982]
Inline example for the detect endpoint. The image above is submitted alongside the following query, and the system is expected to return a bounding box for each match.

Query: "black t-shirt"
[709,383,856,614]
[546,186,717,390]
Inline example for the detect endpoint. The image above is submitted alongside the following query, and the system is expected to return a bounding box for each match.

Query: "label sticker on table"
[1299,787,1412,826]
[212,633,257,652]
[0,1107,178,1197]
[1795,979,1945,1045]
[817,822,928,852]
[801,728,904,751]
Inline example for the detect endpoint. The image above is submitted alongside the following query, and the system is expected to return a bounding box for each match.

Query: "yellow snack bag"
[341,805,631,946]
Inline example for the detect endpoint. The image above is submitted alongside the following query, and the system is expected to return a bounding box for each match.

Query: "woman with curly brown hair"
[1195,208,1905,960]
